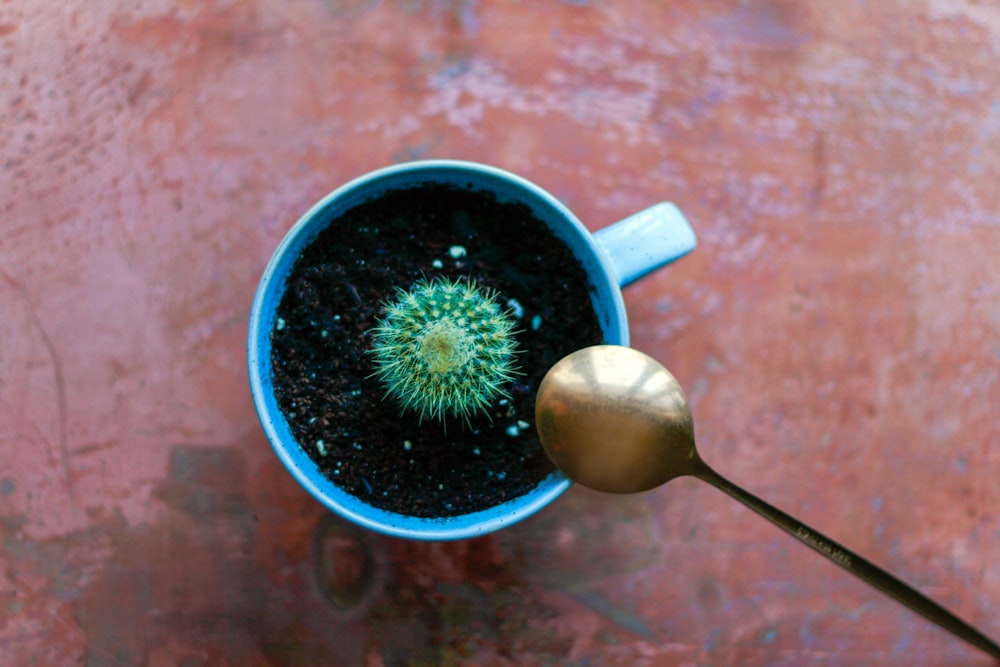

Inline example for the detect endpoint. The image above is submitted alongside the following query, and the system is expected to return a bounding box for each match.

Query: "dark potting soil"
[270,183,603,518]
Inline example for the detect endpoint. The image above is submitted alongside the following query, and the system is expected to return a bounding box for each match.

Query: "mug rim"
[248,159,629,540]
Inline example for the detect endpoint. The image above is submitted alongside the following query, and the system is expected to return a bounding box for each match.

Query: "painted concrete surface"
[2,1,999,665]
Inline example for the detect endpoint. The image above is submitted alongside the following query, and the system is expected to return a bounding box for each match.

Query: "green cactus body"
[369,277,519,424]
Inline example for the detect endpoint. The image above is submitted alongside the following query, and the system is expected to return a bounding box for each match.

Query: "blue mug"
[247,160,696,540]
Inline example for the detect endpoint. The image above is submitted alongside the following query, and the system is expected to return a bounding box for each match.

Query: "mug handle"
[593,202,697,287]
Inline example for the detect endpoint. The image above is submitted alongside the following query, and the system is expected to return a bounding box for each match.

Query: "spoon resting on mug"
[534,345,1000,660]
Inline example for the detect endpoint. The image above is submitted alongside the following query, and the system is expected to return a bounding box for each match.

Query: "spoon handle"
[694,463,1000,660]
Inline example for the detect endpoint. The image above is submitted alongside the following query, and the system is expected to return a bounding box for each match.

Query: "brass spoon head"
[534,347,1000,660]
[535,345,700,493]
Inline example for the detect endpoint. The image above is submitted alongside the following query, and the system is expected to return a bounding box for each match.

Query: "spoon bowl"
[535,344,698,492]
[534,345,1000,660]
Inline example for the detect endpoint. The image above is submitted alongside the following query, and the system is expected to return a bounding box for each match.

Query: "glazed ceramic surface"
[248,160,696,539]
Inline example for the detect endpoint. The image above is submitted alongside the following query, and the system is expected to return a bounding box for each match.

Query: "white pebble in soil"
[506,424,521,437]
[432,259,444,269]
[448,245,467,259]
[506,298,524,319]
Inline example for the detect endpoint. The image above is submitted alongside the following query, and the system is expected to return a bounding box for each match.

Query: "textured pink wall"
[1,1,998,665]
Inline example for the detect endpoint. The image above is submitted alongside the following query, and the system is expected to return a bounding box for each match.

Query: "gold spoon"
[535,344,1000,660]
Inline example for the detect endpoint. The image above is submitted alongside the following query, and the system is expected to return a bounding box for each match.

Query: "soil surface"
[270,183,603,518]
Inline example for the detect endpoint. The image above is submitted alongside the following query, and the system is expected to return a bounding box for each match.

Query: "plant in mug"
[250,162,695,534]
[368,276,520,425]
[264,180,606,522]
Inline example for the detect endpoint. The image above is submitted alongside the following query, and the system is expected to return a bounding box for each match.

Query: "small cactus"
[368,276,520,424]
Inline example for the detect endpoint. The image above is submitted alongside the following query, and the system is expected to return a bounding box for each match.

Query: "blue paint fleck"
[459,0,480,35]
[433,57,473,86]
[891,630,914,655]
[870,496,883,512]
[568,590,657,640]
[764,629,777,644]
[0,478,13,496]
[953,457,969,473]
